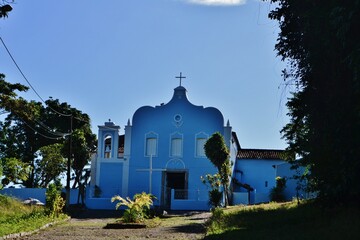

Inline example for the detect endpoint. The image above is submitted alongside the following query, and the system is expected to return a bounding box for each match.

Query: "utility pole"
[66,115,73,209]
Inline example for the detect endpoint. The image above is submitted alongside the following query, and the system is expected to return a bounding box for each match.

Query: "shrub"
[201,173,223,209]
[0,165,3,189]
[209,188,223,209]
[45,182,65,218]
[206,207,225,234]
[270,176,287,202]
[111,192,155,223]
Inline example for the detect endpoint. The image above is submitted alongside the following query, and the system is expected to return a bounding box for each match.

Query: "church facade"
[86,81,299,210]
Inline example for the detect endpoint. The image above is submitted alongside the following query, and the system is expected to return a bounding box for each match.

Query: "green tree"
[1,10,84,188]
[36,144,66,188]
[0,74,29,125]
[0,77,96,188]
[0,164,2,189]
[204,132,231,207]
[0,74,31,187]
[268,0,360,205]
[0,1,13,18]
[68,128,96,188]
[0,100,44,187]
[1,157,31,186]
[44,99,96,189]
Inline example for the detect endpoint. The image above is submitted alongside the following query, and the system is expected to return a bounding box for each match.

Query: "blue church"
[86,77,300,210]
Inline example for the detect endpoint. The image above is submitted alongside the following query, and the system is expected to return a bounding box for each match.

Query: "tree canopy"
[268,0,360,205]
[204,132,231,207]
[0,75,96,188]
[1,5,96,189]
[0,1,12,18]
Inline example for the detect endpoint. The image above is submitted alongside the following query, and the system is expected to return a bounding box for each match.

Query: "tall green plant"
[201,173,223,209]
[111,192,155,223]
[204,132,231,207]
[270,176,287,202]
[0,165,3,189]
[45,181,65,218]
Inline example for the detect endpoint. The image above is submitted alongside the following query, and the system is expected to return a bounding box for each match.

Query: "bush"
[201,173,223,209]
[209,188,223,209]
[111,192,155,223]
[45,182,65,218]
[270,176,287,202]
[206,207,225,234]
[0,165,3,189]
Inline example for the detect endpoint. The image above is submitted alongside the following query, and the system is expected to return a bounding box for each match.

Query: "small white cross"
[136,155,165,194]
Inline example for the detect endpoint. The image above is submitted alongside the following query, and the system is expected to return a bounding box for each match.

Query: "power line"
[34,118,69,136]
[19,118,66,140]
[0,37,45,104]
[3,103,70,138]
[0,36,72,117]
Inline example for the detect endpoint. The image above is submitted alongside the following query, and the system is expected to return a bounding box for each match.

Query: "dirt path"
[21,211,211,240]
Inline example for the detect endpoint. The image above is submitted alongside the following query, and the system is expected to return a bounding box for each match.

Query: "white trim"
[98,157,126,163]
[194,132,209,158]
[122,124,132,197]
[172,113,183,128]
[165,158,186,169]
[144,131,159,157]
[169,131,183,158]
[103,133,116,159]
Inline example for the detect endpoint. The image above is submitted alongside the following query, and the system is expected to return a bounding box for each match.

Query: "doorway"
[162,171,188,209]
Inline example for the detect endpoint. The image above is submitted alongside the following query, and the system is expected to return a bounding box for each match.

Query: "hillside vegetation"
[0,194,65,237]
[205,201,360,239]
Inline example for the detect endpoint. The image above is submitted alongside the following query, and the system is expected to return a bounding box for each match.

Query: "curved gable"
[132,86,224,129]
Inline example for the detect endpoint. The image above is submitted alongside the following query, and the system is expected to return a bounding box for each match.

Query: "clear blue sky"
[0,0,290,150]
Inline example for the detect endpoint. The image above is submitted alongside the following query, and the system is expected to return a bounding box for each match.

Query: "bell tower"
[97,119,120,160]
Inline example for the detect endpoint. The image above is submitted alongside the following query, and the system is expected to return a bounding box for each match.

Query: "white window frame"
[145,132,158,157]
[169,132,183,157]
[195,132,208,158]
[104,134,112,158]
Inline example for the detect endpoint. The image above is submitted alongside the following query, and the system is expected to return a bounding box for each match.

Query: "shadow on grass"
[168,222,206,234]
[204,202,360,240]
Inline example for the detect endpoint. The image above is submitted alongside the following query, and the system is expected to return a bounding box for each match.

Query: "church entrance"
[161,171,188,209]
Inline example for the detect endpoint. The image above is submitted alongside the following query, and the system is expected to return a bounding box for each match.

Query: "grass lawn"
[0,194,67,237]
[205,201,360,240]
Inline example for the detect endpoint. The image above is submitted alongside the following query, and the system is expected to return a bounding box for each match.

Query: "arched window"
[104,134,112,158]
[170,132,183,157]
[145,132,158,157]
[195,132,208,157]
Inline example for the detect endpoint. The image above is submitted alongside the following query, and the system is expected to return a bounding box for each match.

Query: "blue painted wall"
[127,86,225,209]
[233,159,303,204]
[235,159,284,194]
[88,85,302,209]
[276,163,307,200]
[98,162,123,198]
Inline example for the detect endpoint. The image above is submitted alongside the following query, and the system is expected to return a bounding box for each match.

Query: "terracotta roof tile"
[237,149,287,160]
